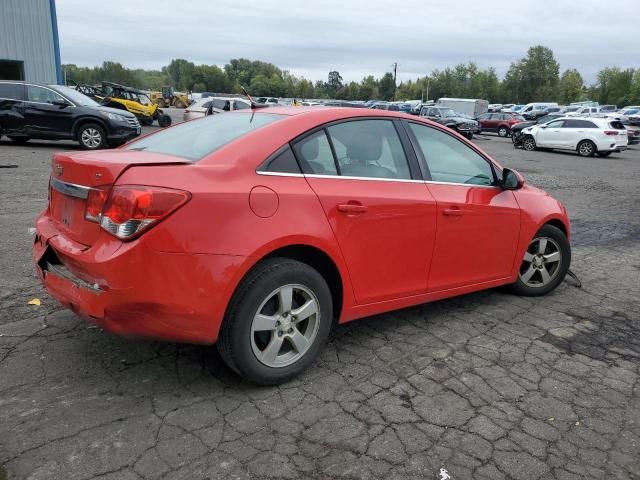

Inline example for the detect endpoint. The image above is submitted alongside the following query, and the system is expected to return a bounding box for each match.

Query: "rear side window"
[260,145,301,174]
[125,113,283,161]
[408,123,495,186]
[609,121,625,130]
[293,131,338,175]
[0,83,24,100]
[327,120,412,180]
[564,120,597,128]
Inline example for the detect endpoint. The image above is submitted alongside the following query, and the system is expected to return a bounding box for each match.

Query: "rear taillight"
[604,130,619,136]
[91,185,190,240]
[85,188,109,222]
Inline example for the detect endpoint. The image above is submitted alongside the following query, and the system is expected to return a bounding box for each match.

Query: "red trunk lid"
[48,150,188,246]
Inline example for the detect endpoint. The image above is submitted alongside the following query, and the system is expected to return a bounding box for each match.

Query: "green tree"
[594,67,635,106]
[558,69,584,104]
[326,71,343,97]
[164,59,196,91]
[378,72,395,101]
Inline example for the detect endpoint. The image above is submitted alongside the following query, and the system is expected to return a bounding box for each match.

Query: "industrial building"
[0,0,62,84]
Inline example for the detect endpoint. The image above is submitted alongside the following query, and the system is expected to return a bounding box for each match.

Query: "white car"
[183,97,251,121]
[520,117,627,157]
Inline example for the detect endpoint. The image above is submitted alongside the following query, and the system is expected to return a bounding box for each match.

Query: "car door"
[0,82,26,135]
[294,119,438,304]
[405,122,521,291]
[24,85,75,137]
[535,119,566,147]
[476,113,492,131]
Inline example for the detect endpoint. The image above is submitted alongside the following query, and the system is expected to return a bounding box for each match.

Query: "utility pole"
[392,62,398,101]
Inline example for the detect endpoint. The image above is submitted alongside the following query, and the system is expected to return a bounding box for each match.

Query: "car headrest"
[346,131,382,161]
[300,136,319,160]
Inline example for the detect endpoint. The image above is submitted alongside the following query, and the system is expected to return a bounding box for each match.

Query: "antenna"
[241,85,268,110]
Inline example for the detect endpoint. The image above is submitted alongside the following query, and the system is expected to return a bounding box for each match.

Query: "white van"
[520,102,559,115]
[436,98,489,117]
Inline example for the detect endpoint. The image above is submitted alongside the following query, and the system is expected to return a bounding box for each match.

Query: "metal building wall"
[0,0,62,84]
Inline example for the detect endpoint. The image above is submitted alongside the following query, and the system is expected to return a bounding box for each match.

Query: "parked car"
[0,80,140,149]
[520,117,627,157]
[488,104,503,112]
[522,106,561,120]
[369,102,400,111]
[616,108,640,125]
[502,104,524,113]
[419,106,480,138]
[599,105,617,112]
[520,103,559,119]
[183,97,251,121]
[625,126,639,145]
[476,112,526,137]
[33,107,572,384]
[510,113,565,144]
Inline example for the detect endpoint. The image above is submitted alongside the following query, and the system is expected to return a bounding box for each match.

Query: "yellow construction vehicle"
[149,86,190,109]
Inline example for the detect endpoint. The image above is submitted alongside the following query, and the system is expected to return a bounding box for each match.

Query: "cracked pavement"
[1,131,639,479]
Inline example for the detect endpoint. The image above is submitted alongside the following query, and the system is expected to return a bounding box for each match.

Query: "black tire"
[510,224,571,297]
[597,151,612,157]
[577,140,596,157]
[8,136,30,144]
[217,258,333,385]
[157,114,172,128]
[174,100,186,109]
[498,126,509,137]
[466,132,474,140]
[77,123,106,150]
[522,135,537,151]
[140,117,153,126]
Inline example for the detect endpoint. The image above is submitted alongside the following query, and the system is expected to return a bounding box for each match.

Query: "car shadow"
[0,139,84,150]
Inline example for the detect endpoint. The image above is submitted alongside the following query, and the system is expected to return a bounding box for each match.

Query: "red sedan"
[33,107,571,384]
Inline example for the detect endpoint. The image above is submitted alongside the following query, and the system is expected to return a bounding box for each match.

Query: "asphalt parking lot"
[1,120,639,480]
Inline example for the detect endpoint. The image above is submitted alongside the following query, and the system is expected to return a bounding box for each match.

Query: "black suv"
[0,81,141,149]
[419,106,480,139]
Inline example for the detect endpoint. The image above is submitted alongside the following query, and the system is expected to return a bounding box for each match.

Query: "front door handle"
[443,208,466,216]
[337,203,368,214]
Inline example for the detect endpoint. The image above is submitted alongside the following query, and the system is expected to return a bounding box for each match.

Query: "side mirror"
[502,168,524,190]
[540,124,548,128]
[52,99,71,108]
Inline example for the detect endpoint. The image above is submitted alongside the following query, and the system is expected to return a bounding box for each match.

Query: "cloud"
[55,0,640,84]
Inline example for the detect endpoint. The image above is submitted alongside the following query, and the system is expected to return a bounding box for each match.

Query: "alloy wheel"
[519,237,562,287]
[250,284,320,368]
[578,141,594,156]
[81,128,102,148]
[523,137,536,151]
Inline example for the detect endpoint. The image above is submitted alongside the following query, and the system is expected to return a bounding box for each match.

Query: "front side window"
[327,120,412,180]
[408,123,495,186]
[27,85,64,104]
[125,112,283,161]
[545,120,565,128]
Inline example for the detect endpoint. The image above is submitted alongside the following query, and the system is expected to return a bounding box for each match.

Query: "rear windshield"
[125,112,283,161]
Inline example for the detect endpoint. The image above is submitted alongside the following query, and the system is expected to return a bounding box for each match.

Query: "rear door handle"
[337,203,368,214]
[443,208,466,216]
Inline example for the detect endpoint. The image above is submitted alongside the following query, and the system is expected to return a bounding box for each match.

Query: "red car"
[33,107,571,384]
[477,112,526,137]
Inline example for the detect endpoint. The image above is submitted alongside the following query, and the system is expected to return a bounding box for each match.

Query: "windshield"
[440,109,456,117]
[51,85,100,107]
[137,94,151,105]
[125,112,283,161]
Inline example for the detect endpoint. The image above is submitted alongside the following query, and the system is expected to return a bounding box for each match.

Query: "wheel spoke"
[278,286,293,313]
[261,335,284,364]
[523,251,535,262]
[292,299,317,322]
[544,251,561,264]
[520,265,537,283]
[289,329,310,354]
[537,238,548,254]
[252,314,278,332]
[539,266,552,284]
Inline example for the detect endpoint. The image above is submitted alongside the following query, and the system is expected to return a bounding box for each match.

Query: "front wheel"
[77,123,106,150]
[522,135,537,151]
[577,140,596,157]
[510,224,571,296]
[157,114,172,127]
[217,258,333,384]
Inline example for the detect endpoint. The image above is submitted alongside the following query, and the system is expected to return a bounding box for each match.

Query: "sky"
[55,0,640,85]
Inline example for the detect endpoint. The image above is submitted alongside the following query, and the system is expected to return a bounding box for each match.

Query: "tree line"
[62,46,640,106]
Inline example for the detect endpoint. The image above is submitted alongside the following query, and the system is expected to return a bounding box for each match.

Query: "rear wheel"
[156,99,166,108]
[8,136,30,144]
[577,140,596,157]
[157,114,172,127]
[140,117,153,126]
[498,126,509,137]
[597,151,612,157]
[77,123,106,150]
[511,224,570,296]
[217,258,333,384]
[173,100,186,109]
[522,135,537,151]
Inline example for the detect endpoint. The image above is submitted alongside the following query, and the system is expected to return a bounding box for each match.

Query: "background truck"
[436,98,489,117]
